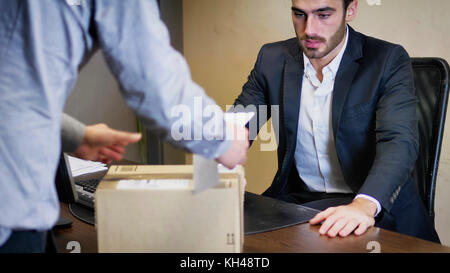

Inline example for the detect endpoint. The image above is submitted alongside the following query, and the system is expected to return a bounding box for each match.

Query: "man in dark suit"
[233,0,440,242]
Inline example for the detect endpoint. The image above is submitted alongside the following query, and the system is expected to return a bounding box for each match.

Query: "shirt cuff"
[354,194,382,217]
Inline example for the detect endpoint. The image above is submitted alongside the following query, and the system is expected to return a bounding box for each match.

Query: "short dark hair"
[343,0,354,10]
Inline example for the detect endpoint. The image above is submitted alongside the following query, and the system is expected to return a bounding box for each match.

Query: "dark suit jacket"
[234,26,419,214]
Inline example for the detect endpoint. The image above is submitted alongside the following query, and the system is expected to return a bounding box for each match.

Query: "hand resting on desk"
[309,197,377,238]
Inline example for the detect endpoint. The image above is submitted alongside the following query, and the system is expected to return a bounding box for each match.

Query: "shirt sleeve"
[354,194,382,217]
[92,0,231,159]
[61,113,86,153]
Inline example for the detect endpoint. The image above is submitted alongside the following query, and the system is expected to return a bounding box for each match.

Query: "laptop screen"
[55,153,78,203]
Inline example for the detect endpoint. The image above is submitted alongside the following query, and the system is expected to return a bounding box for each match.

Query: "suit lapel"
[280,47,303,179]
[283,57,303,148]
[332,60,359,138]
[332,26,363,139]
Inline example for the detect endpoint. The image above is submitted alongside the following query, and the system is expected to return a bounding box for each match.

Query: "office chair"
[412,57,450,226]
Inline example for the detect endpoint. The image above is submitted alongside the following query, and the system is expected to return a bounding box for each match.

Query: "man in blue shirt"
[0,0,248,252]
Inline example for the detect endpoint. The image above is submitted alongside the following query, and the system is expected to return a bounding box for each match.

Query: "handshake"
[216,122,250,169]
[72,118,250,169]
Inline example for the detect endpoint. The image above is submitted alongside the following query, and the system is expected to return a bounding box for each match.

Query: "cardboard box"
[95,164,245,253]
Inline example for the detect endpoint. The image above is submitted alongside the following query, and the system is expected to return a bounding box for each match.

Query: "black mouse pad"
[244,192,321,235]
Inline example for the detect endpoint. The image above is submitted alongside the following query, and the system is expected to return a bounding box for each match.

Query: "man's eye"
[294,13,305,18]
[318,13,331,19]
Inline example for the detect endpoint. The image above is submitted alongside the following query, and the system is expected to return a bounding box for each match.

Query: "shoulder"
[261,38,299,53]
[349,29,411,78]
[258,38,300,59]
[254,38,300,69]
[358,31,410,61]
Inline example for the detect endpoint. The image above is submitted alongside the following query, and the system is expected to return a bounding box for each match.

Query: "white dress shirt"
[294,27,381,215]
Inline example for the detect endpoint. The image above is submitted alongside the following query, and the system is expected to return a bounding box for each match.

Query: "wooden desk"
[54,203,450,253]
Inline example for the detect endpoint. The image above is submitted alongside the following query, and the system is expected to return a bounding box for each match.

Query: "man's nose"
[304,16,318,37]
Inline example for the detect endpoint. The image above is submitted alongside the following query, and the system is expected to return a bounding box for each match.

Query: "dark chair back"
[412,57,450,225]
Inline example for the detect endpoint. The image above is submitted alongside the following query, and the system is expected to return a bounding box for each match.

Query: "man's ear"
[345,0,358,23]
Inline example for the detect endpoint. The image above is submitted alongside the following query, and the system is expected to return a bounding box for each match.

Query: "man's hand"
[216,122,249,169]
[309,198,377,238]
[73,123,142,164]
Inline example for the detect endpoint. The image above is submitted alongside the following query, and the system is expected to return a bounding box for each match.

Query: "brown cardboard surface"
[95,165,245,253]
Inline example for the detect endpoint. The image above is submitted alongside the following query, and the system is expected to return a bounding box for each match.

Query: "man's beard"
[298,20,347,59]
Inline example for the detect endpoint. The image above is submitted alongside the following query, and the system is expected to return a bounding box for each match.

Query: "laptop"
[55,153,107,225]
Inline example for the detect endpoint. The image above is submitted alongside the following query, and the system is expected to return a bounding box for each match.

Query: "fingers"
[98,155,112,165]
[78,124,141,163]
[216,124,249,169]
[309,207,336,225]
[113,131,142,145]
[338,220,359,237]
[85,123,142,147]
[324,218,350,237]
[107,144,125,154]
[355,219,374,236]
[310,204,375,238]
[217,140,248,169]
[99,147,124,162]
[318,214,339,236]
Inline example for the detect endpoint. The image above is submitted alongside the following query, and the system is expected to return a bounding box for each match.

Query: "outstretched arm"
[61,114,141,164]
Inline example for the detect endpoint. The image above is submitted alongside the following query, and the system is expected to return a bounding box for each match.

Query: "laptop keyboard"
[74,178,100,209]
[76,179,100,193]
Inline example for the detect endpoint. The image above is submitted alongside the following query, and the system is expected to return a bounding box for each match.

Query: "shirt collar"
[303,25,349,79]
